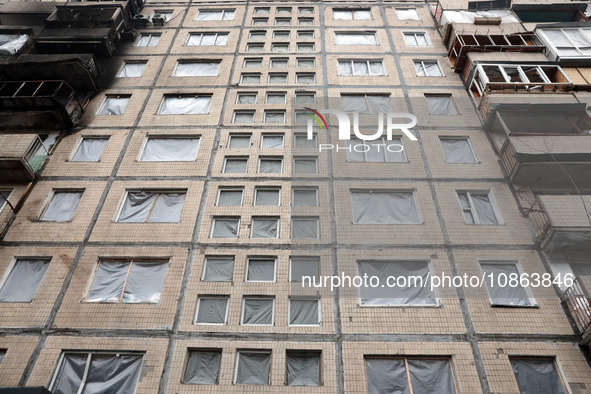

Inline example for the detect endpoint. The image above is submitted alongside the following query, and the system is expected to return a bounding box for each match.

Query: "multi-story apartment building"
[0,0,591,392]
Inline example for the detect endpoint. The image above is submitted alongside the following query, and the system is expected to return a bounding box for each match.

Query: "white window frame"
[222,157,248,173]
[117,61,147,78]
[248,30,266,39]
[291,217,320,238]
[235,93,257,104]
[201,256,234,281]
[194,295,230,325]
[227,134,252,148]
[289,256,320,281]
[250,217,280,239]
[333,8,371,20]
[457,190,503,225]
[40,189,83,222]
[298,18,314,25]
[260,133,285,147]
[425,94,457,115]
[135,33,160,47]
[297,30,314,38]
[439,136,477,163]
[216,187,244,206]
[271,43,289,52]
[233,350,272,384]
[263,111,286,123]
[338,60,386,76]
[296,73,315,84]
[293,156,318,173]
[258,157,284,173]
[96,95,130,116]
[538,28,591,58]
[68,136,109,162]
[240,73,261,84]
[185,32,228,46]
[254,187,281,206]
[270,57,289,68]
[243,58,263,68]
[172,60,221,77]
[403,31,431,46]
[335,32,378,46]
[296,58,315,67]
[265,92,287,104]
[479,261,537,307]
[268,73,288,83]
[297,43,315,52]
[295,92,316,104]
[253,7,270,15]
[276,7,292,14]
[137,135,200,162]
[299,7,314,15]
[232,110,256,123]
[347,136,406,162]
[194,9,235,21]
[288,297,322,326]
[252,18,268,25]
[157,95,211,115]
[294,132,317,147]
[245,257,277,282]
[414,60,443,77]
[273,30,290,39]
[210,217,241,238]
[275,18,291,26]
[240,297,275,326]
[114,190,185,223]
[292,187,319,206]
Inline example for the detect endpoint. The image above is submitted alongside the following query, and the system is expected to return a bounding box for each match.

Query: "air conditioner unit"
[132,14,150,28]
[152,14,165,26]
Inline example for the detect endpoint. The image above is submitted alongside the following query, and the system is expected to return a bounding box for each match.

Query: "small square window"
[211,217,240,238]
[457,191,501,225]
[241,73,261,84]
[297,58,315,67]
[290,257,320,281]
[414,60,443,77]
[241,297,275,325]
[249,30,266,39]
[41,191,83,221]
[223,157,248,173]
[195,296,229,324]
[299,7,314,15]
[236,93,257,104]
[298,18,314,25]
[396,8,420,20]
[246,258,277,280]
[136,34,160,47]
[295,92,316,104]
[234,351,271,384]
[270,58,289,68]
[440,137,476,163]
[297,30,314,38]
[425,94,457,115]
[272,43,289,52]
[294,133,317,148]
[273,30,290,38]
[293,157,317,173]
[258,157,283,173]
[289,298,321,325]
[228,135,251,148]
[286,351,322,386]
[291,217,319,238]
[261,134,285,147]
[118,62,147,78]
[297,43,314,52]
[255,188,281,206]
[202,257,234,281]
[243,58,262,68]
[276,7,292,14]
[97,96,129,116]
[233,111,255,123]
[292,188,318,206]
[403,32,429,46]
[275,18,291,26]
[252,18,268,25]
[183,350,222,385]
[247,43,264,52]
[254,7,269,14]
[217,188,244,206]
[296,73,315,84]
[0,259,50,302]
[264,111,286,123]
[268,73,288,83]
[72,138,108,162]
[266,92,287,104]
[510,358,567,393]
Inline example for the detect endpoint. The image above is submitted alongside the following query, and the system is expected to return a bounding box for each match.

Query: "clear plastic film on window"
[141,138,200,161]
[351,191,419,224]
[118,62,146,78]
[0,259,49,302]
[203,257,234,281]
[184,351,221,385]
[41,191,83,221]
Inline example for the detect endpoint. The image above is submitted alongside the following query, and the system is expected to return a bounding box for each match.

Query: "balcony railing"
[0,134,49,182]
[563,276,591,339]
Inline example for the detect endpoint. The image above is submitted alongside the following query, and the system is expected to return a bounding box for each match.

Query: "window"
[266,92,286,104]
[228,134,251,148]
[255,188,280,206]
[273,30,290,38]
[173,61,220,77]
[264,111,286,123]
[195,9,235,21]
[140,137,200,161]
[0,259,50,302]
[268,73,288,83]
[217,188,244,206]
[233,111,255,123]
[481,263,533,306]
[211,217,240,238]
[246,43,264,52]
[290,257,320,282]
[252,18,268,25]
[440,137,476,163]
[289,297,321,325]
[186,33,228,46]
[275,18,291,26]
[249,30,266,39]
[297,58,315,67]
[195,296,229,324]
[85,260,167,303]
[286,351,321,386]
[258,157,283,173]
[351,191,420,224]
[338,60,385,76]
[298,18,314,26]
[118,61,146,78]
[202,257,234,281]
[117,191,185,223]
[277,7,291,14]
[97,96,129,116]
[272,43,289,52]
[403,32,429,46]
[240,73,261,84]
[358,260,435,306]
[396,8,420,20]
[365,357,456,393]
[270,58,288,68]
[293,157,317,173]
[297,43,315,52]
[136,34,160,47]
[0,190,11,212]
[234,351,271,385]
[243,58,262,69]
[335,32,377,46]
[251,217,279,238]
[261,134,284,148]
[254,7,269,15]
[292,188,318,206]
[236,93,257,104]
[511,358,568,394]
[71,138,108,162]
[241,297,274,325]
[299,7,314,15]
[291,217,319,238]
[414,60,443,77]
[158,95,210,115]
[457,191,501,224]
[0,350,4,364]
[294,111,309,123]
[347,137,406,163]
[223,157,248,173]
[40,191,83,221]
[50,352,143,393]
[295,94,315,107]
[297,30,314,38]
[246,258,276,281]
[334,9,371,20]
[539,28,591,57]
[183,350,222,385]
[342,94,392,114]
[425,94,457,115]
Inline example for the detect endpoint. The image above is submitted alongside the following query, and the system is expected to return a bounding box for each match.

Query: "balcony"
[562,276,591,343]
[35,27,118,57]
[0,80,84,130]
[45,4,128,31]
[0,134,49,182]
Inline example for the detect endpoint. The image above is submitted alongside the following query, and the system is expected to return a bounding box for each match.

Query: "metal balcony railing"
[563,276,591,338]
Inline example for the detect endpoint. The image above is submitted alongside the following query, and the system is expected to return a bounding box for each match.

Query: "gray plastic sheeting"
[351,191,419,224]
[140,138,200,161]
[440,139,476,163]
[481,264,532,306]
[251,218,278,238]
[289,299,319,325]
[184,350,221,384]
[41,192,83,221]
[286,352,321,386]
[293,189,317,206]
[290,257,320,282]
[218,190,243,206]
[426,96,457,115]
[0,259,49,302]
[242,298,274,325]
[247,259,275,281]
[511,359,566,394]
[366,358,455,394]
[195,297,228,324]
[255,189,280,205]
[203,258,234,281]
[72,138,108,162]
[0,34,29,55]
[212,218,239,238]
[292,218,318,238]
[235,352,270,385]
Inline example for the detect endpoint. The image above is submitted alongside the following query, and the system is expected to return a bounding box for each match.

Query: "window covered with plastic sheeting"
[217,188,244,206]
[481,263,533,306]
[286,351,321,386]
[338,60,385,76]
[510,358,567,394]
[0,190,11,212]
[136,34,160,47]
[537,28,591,57]
[440,138,476,164]
[202,257,234,281]
[425,95,457,115]
[396,8,420,20]
[234,351,271,385]
[195,296,229,324]
[269,73,288,83]
[414,60,442,77]
[259,157,283,173]
[183,350,222,385]
[266,93,286,104]
[117,191,185,223]
[41,191,83,221]
[85,260,167,303]
[365,357,457,394]
[294,133,316,148]
[351,191,420,224]
[292,188,318,206]
[194,9,235,21]
[0,259,50,302]
[296,73,315,83]
[295,92,316,104]
[264,111,286,123]
[293,157,317,174]
[186,32,228,46]
[118,62,146,78]
[211,217,240,238]
[347,137,406,163]
[0,34,29,55]
[140,137,200,161]
[334,9,371,20]
[72,138,108,162]
[50,352,143,394]
[0,350,4,364]
[241,297,275,325]
[241,73,261,84]
[246,258,276,281]
[228,135,252,148]
[404,32,429,47]
[158,96,210,115]
[237,93,257,104]
[173,61,220,77]
[244,58,262,67]
[335,33,378,46]
[457,191,500,225]
[290,257,320,282]
[272,43,289,52]
[251,217,279,238]
[233,111,255,123]
[291,217,319,238]
[358,261,436,305]
[254,188,280,206]
[342,94,393,114]
[261,134,284,148]
[223,157,248,173]
[289,298,320,325]
[97,96,130,115]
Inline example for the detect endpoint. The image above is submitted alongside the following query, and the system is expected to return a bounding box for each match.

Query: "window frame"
[135,33,160,47]
[258,156,284,173]
[291,216,320,239]
[260,133,285,148]
[240,73,261,84]
[216,187,245,206]
[297,30,314,38]
[182,349,223,385]
[275,17,291,26]
[273,30,290,39]
[194,295,230,325]
[194,9,235,21]
[248,30,266,39]
[298,18,314,25]
[96,95,130,116]
[414,60,443,77]
[246,43,265,52]
[439,136,477,164]
[333,8,372,20]
[172,60,221,77]
[479,261,537,307]
[201,256,234,282]
[210,216,241,238]
[114,189,186,223]
[289,256,320,282]
[395,8,420,21]
[228,134,252,148]
[254,187,282,206]
[0,189,12,213]
[347,136,406,163]
[69,136,109,162]
[350,189,421,225]
[509,356,570,394]
[296,72,315,83]
[341,93,393,114]
[233,350,272,385]
[271,42,290,52]
[270,57,289,68]
[137,135,200,162]
[263,110,286,124]
[245,257,278,282]
[222,156,248,173]
[232,110,256,124]
[299,7,314,15]
[117,61,147,78]
[403,31,431,46]
[288,296,322,326]
[338,60,386,76]
[297,43,315,52]
[293,156,318,174]
[185,32,228,46]
[456,190,503,225]
[157,94,211,115]
[235,92,257,104]
[292,187,319,206]
[538,28,591,58]
[276,7,292,14]
[295,92,316,104]
[39,189,83,222]
[250,216,280,239]
[240,297,276,326]
[268,73,288,84]
[251,18,268,25]
[334,32,378,46]
[0,257,51,303]
[265,92,287,105]
[425,93,458,116]
[296,58,315,68]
